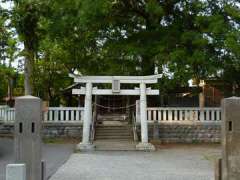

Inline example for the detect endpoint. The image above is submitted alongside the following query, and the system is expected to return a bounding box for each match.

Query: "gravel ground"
[0,138,75,180]
[50,144,221,180]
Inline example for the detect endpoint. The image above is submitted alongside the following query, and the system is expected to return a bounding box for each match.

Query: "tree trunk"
[24,58,32,95]
[24,43,34,95]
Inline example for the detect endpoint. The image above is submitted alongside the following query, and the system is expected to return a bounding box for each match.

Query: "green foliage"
[0,4,19,102]
[145,0,163,17]
[33,38,72,104]
[1,0,240,103]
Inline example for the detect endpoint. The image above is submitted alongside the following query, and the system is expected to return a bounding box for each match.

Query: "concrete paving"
[50,144,221,180]
[0,138,74,180]
[94,140,137,151]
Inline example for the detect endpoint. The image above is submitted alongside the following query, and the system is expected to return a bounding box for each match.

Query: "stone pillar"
[140,82,148,143]
[76,82,95,151]
[221,97,240,180]
[136,83,155,151]
[15,96,42,180]
[6,164,26,180]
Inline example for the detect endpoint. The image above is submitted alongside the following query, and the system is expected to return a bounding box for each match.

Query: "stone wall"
[43,124,83,138]
[0,124,14,136]
[1,123,221,143]
[0,123,83,138]
[137,123,221,143]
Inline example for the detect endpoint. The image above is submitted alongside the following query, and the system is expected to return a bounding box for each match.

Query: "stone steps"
[95,136,133,140]
[98,114,128,121]
[96,131,131,135]
[94,140,137,151]
[95,125,133,141]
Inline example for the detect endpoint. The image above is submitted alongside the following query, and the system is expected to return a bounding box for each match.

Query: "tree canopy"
[0,0,239,104]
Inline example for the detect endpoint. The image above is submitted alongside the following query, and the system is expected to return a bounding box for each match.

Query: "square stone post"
[15,96,42,180]
[76,82,95,151]
[221,97,240,180]
[136,83,155,151]
[6,164,26,180]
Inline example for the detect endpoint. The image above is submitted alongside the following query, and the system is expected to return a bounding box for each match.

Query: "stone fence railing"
[0,106,15,123]
[146,107,221,124]
[1,106,221,124]
[0,107,84,124]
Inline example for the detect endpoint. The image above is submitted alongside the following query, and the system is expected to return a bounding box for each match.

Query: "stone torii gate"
[70,74,162,151]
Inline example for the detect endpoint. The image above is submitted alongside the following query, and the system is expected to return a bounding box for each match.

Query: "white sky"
[0,1,13,9]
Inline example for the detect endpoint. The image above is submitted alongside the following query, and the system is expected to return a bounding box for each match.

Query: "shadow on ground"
[0,138,75,180]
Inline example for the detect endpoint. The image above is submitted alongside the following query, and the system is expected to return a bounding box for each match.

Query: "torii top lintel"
[69,74,162,84]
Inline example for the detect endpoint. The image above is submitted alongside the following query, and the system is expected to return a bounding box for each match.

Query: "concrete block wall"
[1,123,220,143]
[144,124,221,143]
[0,124,83,138]
[0,124,14,135]
[43,124,83,138]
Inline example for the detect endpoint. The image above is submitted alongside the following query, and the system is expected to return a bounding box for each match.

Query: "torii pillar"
[136,82,155,151]
[76,82,95,151]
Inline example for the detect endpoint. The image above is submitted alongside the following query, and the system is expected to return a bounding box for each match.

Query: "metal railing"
[90,110,96,143]
[131,112,138,141]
